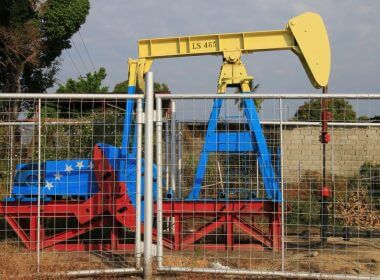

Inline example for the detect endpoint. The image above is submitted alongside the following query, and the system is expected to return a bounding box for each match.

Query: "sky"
[55,0,380,118]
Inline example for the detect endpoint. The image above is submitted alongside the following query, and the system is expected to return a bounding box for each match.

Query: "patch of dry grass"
[0,241,108,280]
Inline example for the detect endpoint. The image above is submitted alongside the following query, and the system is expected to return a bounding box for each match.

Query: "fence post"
[135,98,143,269]
[144,72,154,279]
[9,125,14,197]
[279,98,285,272]
[177,122,182,198]
[37,98,42,273]
[156,96,163,267]
[170,100,177,195]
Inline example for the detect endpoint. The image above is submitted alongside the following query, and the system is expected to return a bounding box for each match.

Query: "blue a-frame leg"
[120,86,136,158]
[186,97,282,202]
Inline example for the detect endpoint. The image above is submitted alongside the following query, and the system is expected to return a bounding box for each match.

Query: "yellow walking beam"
[130,12,330,91]
[138,30,294,58]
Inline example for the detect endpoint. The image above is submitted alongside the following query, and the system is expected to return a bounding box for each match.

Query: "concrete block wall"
[282,125,380,182]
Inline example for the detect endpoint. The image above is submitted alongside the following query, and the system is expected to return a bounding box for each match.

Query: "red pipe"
[320,86,331,243]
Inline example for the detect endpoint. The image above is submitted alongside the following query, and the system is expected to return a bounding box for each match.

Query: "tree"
[0,1,40,92]
[293,98,356,121]
[57,67,108,93]
[37,68,109,118]
[358,115,369,122]
[0,0,90,93]
[113,80,169,93]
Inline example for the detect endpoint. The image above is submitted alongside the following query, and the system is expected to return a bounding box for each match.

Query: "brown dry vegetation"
[333,187,380,229]
[0,241,107,280]
[1,231,380,279]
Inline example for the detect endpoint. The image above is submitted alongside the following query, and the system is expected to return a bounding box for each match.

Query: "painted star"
[65,164,74,173]
[54,172,63,181]
[88,162,94,169]
[45,181,54,191]
[76,161,84,170]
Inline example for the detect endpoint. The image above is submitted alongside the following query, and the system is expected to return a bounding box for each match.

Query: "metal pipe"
[165,120,170,192]
[170,101,177,232]
[0,93,143,99]
[156,96,164,267]
[143,72,154,279]
[157,267,379,280]
[256,161,259,197]
[217,161,225,192]
[66,268,141,276]
[331,124,335,181]
[37,99,42,272]
[0,120,380,129]
[0,121,92,126]
[10,268,142,279]
[0,120,380,127]
[321,138,328,242]
[58,268,141,277]
[41,117,380,127]
[156,93,380,99]
[256,120,380,127]
[164,119,170,232]
[284,230,380,237]
[4,120,380,127]
[1,92,380,99]
[326,229,380,238]
[8,125,14,197]
[135,98,143,269]
[170,100,177,195]
[175,120,380,127]
[279,98,285,272]
[321,86,329,243]
[177,122,182,198]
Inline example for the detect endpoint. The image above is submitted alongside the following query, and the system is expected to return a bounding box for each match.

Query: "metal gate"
[154,92,380,280]
[0,93,144,279]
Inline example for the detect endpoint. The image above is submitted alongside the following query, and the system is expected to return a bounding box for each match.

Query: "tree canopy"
[113,80,169,93]
[293,98,357,121]
[57,67,108,93]
[0,0,90,93]
[58,69,170,94]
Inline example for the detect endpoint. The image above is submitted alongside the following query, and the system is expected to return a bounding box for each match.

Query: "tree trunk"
[7,68,22,195]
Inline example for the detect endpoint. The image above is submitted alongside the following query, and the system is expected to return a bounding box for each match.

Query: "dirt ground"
[0,235,379,279]
[161,236,380,276]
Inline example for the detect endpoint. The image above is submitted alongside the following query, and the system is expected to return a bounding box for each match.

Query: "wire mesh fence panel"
[282,97,380,279]
[155,94,380,279]
[1,93,380,279]
[0,95,143,279]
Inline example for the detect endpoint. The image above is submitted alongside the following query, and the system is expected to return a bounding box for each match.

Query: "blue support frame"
[186,97,282,202]
[121,86,136,158]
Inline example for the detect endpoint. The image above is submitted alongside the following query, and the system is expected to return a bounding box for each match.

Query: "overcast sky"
[55,1,380,117]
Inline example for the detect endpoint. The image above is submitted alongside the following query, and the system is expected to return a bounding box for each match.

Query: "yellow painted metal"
[288,12,331,88]
[138,30,294,58]
[127,59,138,88]
[217,58,253,93]
[129,11,331,91]
[127,58,152,91]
